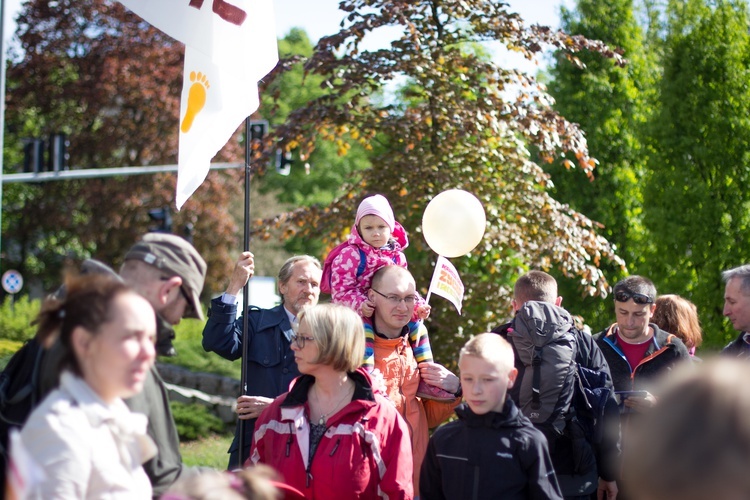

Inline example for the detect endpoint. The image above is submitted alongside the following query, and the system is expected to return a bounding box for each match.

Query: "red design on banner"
[188,0,247,26]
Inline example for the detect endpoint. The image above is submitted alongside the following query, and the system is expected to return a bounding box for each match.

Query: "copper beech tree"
[255,0,627,357]
[4,0,243,294]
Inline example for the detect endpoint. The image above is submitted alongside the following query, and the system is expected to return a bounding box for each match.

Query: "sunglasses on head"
[614,290,654,305]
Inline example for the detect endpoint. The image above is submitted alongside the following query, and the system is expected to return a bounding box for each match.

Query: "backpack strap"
[356,248,367,278]
[531,346,543,410]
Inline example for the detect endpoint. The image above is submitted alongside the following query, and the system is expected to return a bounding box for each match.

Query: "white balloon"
[422,190,486,258]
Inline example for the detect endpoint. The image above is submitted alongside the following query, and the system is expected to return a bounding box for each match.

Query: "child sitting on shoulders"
[323,194,452,401]
[420,333,563,500]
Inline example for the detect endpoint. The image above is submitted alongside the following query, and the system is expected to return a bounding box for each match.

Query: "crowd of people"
[4,194,750,500]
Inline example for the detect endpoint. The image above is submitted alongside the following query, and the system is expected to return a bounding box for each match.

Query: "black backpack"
[508,301,578,433]
[0,338,47,485]
[508,301,611,443]
[508,301,611,496]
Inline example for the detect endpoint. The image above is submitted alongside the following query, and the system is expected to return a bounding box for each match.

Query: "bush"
[170,401,228,441]
[0,296,40,342]
[163,318,241,380]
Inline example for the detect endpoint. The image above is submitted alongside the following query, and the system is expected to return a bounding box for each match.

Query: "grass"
[180,433,234,469]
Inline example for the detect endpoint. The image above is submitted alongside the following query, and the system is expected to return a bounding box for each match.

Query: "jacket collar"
[155,313,176,357]
[256,304,294,342]
[605,322,674,354]
[282,369,376,408]
[58,371,157,463]
[455,399,525,429]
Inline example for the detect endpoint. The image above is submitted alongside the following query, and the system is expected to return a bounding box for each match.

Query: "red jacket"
[249,369,413,500]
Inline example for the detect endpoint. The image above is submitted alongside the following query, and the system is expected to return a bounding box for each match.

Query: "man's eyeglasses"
[290,334,316,349]
[371,288,417,307]
[614,290,654,305]
[161,276,194,314]
[180,286,194,315]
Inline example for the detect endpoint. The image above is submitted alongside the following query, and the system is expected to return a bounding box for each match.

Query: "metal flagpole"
[0,0,7,270]
[238,117,252,466]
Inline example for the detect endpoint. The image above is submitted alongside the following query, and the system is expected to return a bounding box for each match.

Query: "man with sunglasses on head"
[593,275,690,414]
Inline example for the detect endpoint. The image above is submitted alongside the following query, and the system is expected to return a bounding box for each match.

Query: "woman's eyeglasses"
[290,334,316,349]
[614,290,654,305]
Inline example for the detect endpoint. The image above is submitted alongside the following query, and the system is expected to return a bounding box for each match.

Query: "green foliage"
[258,0,627,359]
[0,296,40,342]
[0,341,24,370]
[545,0,653,331]
[257,28,371,208]
[161,319,241,380]
[642,0,750,348]
[170,401,228,442]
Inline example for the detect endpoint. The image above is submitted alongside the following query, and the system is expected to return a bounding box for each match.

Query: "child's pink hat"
[355,194,395,232]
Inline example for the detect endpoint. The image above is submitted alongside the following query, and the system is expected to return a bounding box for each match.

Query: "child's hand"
[416,304,431,320]
[369,369,388,398]
[360,300,375,318]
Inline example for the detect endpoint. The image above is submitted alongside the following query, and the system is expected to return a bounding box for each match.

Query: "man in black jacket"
[493,270,619,500]
[721,264,750,358]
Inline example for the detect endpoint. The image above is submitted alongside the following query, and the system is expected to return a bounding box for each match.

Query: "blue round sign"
[2,270,23,294]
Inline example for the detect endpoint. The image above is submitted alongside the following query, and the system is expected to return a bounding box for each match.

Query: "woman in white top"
[16,273,158,499]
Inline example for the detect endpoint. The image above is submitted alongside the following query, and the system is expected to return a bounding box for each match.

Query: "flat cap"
[124,233,207,320]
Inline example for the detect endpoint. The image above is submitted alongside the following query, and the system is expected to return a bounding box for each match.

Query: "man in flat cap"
[119,233,207,497]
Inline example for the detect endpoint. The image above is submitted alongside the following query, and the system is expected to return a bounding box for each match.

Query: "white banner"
[427,256,465,314]
[118,0,278,208]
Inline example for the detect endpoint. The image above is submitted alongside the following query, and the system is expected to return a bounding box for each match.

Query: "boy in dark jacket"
[420,333,563,500]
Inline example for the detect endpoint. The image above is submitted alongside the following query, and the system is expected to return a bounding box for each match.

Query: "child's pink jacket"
[329,221,409,314]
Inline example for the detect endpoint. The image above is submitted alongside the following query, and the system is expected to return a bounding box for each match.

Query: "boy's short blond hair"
[459,333,514,373]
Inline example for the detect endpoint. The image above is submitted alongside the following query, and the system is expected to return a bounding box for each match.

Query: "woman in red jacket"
[248,303,413,500]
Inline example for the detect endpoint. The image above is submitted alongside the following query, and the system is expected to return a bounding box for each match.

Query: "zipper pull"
[329,437,341,456]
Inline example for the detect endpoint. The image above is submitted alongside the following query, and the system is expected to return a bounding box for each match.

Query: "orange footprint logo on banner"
[181,71,210,133]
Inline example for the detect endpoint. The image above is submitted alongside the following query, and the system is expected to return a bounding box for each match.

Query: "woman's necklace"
[312,383,354,425]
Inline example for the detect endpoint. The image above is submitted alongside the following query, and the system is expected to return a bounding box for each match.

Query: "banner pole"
[425,255,445,306]
[238,117,252,466]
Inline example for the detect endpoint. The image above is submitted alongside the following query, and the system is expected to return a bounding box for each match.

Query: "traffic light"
[23,139,45,173]
[48,133,69,172]
[275,148,292,176]
[183,223,195,244]
[248,120,267,142]
[148,206,173,233]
